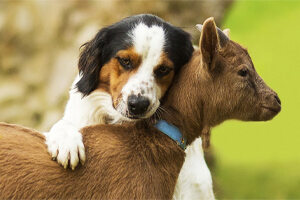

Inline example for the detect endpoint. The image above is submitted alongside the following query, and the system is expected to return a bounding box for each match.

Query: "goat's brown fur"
[0,122,183,199]
[0,17,281,199]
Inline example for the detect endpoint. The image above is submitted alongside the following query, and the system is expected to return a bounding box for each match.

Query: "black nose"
[128,95,150,116]
[274,95,281,105]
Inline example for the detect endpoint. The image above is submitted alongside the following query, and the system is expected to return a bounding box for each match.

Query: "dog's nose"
[128,95,150,116]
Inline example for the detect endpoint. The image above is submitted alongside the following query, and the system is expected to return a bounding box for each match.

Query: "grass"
[211,1,300,199]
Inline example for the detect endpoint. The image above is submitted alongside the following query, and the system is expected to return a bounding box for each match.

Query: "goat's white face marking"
[117,23,165,118]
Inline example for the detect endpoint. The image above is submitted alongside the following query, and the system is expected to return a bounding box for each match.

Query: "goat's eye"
[117,57,132,70]
[238,69,248,77]
[155,66,172,78]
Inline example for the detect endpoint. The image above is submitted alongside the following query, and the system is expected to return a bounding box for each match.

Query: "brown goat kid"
[0,18,281,199]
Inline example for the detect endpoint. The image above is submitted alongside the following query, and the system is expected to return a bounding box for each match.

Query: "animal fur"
[0,17,281,199]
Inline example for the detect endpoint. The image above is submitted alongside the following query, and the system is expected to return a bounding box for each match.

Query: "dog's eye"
[117,57,132,70]
[238,69,248,77]
[155,66,172,78]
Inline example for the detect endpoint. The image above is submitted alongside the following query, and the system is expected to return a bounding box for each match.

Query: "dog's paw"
[45,121,86,170]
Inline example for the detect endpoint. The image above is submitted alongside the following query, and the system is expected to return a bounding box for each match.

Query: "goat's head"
[174,17,281,128]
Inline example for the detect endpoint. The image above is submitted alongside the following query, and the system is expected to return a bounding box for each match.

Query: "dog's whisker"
[156,107,163,121]
[157,106,165,118]
[159,105,172,118]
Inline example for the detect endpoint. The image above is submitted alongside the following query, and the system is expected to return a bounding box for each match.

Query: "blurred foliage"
[0,0,232,131]
[212,1,300,199]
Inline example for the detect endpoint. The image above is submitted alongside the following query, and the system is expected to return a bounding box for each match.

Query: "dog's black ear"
[76,28,108,96]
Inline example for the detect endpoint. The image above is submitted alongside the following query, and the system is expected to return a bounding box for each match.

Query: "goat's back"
[0,122,184,199]
[0,123,85,199]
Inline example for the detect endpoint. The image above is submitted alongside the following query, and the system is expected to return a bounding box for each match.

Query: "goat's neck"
[160,108,203,145]
[160,51,212,146]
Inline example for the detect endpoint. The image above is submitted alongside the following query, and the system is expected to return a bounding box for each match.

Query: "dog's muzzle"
[127,94,150,117]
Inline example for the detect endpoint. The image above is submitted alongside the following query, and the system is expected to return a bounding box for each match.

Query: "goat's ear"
[223,28,230,38]
[198,17,219,69]
[198,17,229,72]
[76,28,108,96]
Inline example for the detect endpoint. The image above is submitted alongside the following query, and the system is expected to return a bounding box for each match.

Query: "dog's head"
[76,14,193,120]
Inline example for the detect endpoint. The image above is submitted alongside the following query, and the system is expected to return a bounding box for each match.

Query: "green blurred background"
[212,1,300,199]
[0,0,299,199]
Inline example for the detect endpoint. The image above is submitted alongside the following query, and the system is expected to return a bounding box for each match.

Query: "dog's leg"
[45,76,88,170]
[45,75,122,169]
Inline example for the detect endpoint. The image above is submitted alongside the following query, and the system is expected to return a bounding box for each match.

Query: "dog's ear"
[76,28,108,96]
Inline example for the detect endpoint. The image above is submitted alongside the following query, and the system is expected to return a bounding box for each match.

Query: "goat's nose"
[274,95,281,105]
[128,95,150,116]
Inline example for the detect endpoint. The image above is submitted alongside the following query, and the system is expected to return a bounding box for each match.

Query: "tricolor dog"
[45,14,193,169]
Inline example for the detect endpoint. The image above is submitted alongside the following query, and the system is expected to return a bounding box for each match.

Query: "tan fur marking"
[155,53,175,96]
[96,47,142,108]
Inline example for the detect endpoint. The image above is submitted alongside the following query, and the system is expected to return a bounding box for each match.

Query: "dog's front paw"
[45,121,86,170]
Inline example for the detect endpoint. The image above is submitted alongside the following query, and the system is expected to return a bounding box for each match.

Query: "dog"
[0,17,281,199]
[45,14,194,169]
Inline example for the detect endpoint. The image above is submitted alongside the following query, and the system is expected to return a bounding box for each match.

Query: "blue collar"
[154,120,187,150]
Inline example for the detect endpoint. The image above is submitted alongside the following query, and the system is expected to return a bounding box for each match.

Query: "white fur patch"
[118,23,165,118]
[173,137,215,200]
[45,76,131,169]
[64,76,128,126]
[45,119,85,170]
